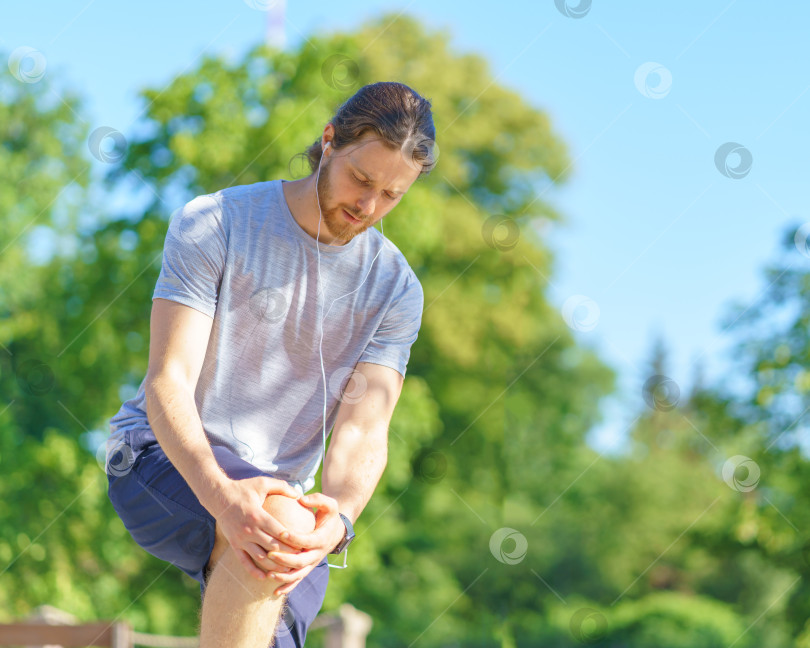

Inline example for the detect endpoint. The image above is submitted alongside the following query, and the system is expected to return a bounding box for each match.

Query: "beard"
[316,156,372,244]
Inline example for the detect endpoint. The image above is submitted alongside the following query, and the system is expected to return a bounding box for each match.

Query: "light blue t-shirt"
[105,179,424,492]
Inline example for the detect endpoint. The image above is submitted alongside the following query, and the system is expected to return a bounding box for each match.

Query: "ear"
[321,123,336,150]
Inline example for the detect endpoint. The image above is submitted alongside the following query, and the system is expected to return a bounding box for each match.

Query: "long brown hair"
[300,81,437,176]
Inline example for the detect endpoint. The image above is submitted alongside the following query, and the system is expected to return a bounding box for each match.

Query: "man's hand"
[265,492,347,596]
[212,475,303,581]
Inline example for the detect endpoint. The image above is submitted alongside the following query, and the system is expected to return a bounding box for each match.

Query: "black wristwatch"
[330,513,355,554]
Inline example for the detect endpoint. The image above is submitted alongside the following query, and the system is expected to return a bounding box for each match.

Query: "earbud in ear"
[324,142,330,151]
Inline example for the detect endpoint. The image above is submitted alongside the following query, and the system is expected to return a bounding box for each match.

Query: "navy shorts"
[106,441,329,647]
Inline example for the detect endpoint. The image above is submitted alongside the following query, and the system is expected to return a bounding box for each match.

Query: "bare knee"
[204,493,314,578]
[263,493,316,536]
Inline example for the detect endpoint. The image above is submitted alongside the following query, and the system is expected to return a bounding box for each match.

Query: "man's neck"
[281,176,346,246]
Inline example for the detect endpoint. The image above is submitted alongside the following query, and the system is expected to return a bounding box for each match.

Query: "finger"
[244,541,277,569]
[281,527,335,550]
[281,524,334,550]
[273,566,312,596]
[268,562,312,585]
[298,493,338,517]
[262,477,301,499]
[237,549,270,580]
[243,542,296,575]
[267,568,300,584]
[311,505,340,531]
[268,548,321,570]
[252,506,309,543]
[244,541,267,564]
[278,508,338,548]
[259,538,299,555]
[274,579,302,597]
[249,529,298,555]
[252,516,289,542]
[278,529,314,550]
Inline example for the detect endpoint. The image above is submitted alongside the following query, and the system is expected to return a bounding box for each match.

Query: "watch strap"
[330,512,355,554]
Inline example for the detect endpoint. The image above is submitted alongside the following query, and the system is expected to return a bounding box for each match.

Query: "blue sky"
[4,1,807,451]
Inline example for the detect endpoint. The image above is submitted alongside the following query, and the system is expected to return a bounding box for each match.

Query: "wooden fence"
[0,604,371,647]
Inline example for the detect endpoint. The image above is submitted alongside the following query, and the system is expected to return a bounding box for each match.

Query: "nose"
[356,191,376,218]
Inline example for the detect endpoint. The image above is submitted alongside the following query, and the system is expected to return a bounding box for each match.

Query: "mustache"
[341,208,366,222]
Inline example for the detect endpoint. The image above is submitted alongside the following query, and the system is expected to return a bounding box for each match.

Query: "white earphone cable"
[313,146,385,568]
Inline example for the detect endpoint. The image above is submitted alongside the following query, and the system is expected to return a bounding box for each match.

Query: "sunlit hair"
[301,81,437,176]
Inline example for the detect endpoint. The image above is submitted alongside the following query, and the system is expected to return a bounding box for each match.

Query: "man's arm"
[144,298,228,512]
[269,361,404,593]
[322,361,403,524]
[144,298,301,578]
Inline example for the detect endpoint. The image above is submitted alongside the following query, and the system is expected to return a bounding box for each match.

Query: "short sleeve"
[152,193,228,318]
[358,269,424,378]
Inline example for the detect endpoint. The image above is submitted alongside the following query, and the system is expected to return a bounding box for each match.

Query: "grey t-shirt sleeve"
[152,193,228,318]
[358,268,424,378]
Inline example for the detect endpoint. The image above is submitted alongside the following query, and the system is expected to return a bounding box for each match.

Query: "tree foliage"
[1,12,806,648]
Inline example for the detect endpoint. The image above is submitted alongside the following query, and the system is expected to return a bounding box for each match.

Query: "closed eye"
[353,173,398,200]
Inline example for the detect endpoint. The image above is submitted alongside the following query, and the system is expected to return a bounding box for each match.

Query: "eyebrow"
[351,163,404,196]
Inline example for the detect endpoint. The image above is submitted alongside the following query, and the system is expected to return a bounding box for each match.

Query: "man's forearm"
[321,423,388,524]
[144,377,231,516]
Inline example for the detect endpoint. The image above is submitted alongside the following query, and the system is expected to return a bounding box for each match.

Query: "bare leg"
[198,494,315,648]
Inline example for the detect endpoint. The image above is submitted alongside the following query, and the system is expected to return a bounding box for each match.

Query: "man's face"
[315,133,422,244]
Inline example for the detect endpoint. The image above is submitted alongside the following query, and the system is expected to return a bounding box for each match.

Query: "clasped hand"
[215,475,346,596]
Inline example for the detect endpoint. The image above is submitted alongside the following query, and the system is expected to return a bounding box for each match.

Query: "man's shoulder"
[214,179,279,204]
[364,228,423,301]
[204,180,283,234]
[366,228,419,275]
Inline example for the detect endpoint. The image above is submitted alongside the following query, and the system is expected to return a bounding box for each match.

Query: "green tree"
[0,52,203,629]
[683,224,810,644]
[2,13,620,645]
[8,13,801,646]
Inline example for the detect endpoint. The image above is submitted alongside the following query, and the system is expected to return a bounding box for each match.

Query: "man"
[105,81,436,648]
